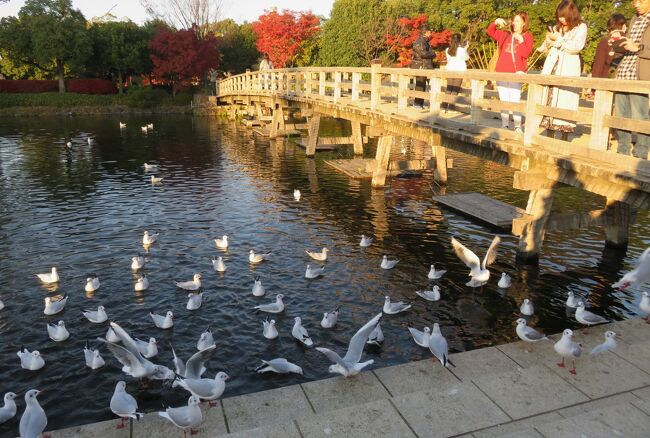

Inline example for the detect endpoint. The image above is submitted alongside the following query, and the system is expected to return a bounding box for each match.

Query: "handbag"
[487,45,500,72]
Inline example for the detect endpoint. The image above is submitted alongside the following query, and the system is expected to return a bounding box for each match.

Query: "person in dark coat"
[411,26,436,108]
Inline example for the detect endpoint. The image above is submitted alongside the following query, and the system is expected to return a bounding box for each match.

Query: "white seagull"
[44,294,68,315]
[151,175,163,184]
[142,230,159,245]
[566,291,580,308]
[175,273,202,291]
[47,320,70,342]
[590,331,618,355]
[170,344,216,380]
[212,257,227,272]
[0,392,17,425]
[575,301,608,326]
[106,327,120,343]
[85,275,100,293]
[17,348,45,371]
[158,395,203,436]
[176,372,229,407]
[429,323,454,367]
[520,298,534,316]
[83,305,108,323]
[366,323,384,346]
[359,235,373,247]
[554,328,582,374]
[186,292,203,311]
[451,235,501,287]
[143,163,158,172]
[214,235,229,249]
[134,274,149,291]
[383,296,411,314]
[305,264,325,279]
[306,248,329,262]
[84,342,106,369]
[134,337,158,359]
[36,267,59,284]
[262,318,278,339]
[612,246,650,289]
[640,291,650,321]
[131,256,145,271]
[254,294,285,313]
[408,326,431,348]
[416,285,441,302]
[249,250,271,264]
[315,313,382,377]
[119,122,126,129]
[293,189,301,201]
[110,381,143,429]
[147,123,153,130]
[427,264,446,280]
[252,277,266,297]
[141,126,148,133]
[150,311,174,329]
[515,318,547,343]
[380,255,400,270]
[498,273,512,288]
[292,317,314,347]
[197,328,216,351]
[321,308,339,329]
[255,358,303,375]
[19,390,47,438]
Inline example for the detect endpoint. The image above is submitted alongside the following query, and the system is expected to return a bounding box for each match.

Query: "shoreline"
[0,105,196,117]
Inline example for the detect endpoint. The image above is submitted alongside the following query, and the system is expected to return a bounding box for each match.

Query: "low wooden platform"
[251,126,301,137]
[325,158,434,179]
[432,192,526,228]
[293,138,339,151]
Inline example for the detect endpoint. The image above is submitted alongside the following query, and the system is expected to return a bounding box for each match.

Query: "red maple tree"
[385,14,452,67]
[149,26,220,94]
[251,9,320,68]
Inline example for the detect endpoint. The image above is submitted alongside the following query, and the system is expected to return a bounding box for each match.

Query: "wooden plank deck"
[325,158,434,179]
[432,192,526,228]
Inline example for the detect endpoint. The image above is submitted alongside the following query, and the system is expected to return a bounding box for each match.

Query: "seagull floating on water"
[119,122,126,129]
[515,318,547,344]
[293,189,301,201]
[255,358,303,375]
[612,246,650,289]
[83,305,107,323]
[85,275,100,293]
[170,344,216,380]
[380,255,400,270]
[151,175,163,184]
[44,294,68,315]
[575,301,608,326]
[17,348,45,371]
[498,273,512,288]
[84,342,106,369]
[150,311,174,329]
[429,323,454,367]
[359,235,373,247]
[0,392,17,425]
[197,328,215,351]
[106,327,120,343]
[175,273,202,291]
[590,331,618,355]
[451,235,500,287]
[142,230,159,245]
[566,291,580,308]
[520,298,534,316]
[315,313,382,377]
[554,328,582,374]
[367,323,384,346]
[292,317,314,347]
[134,274,149,291]
[36,267,59,284]
[254,294,284,313]
[143,163,158,172]
[134,337,158,359]
[321,307,340,328]
[131,256,144,271]
[20,390,47,438]
[408,326,431,348]
[186,292,203,311]
[263,318,278,339]
[306,248,329,261]
[383,296,411,314]
[252,277,265,297]
[305,264,325,279]
[47,320,70,342]
[214,235,229,249]
[176,372,229,407]
[249,250,271,264]
[427,264,446,280]
[212,257,227,272]
[158,395,203,436]
[110,381,143,429]
[416,285,441,302]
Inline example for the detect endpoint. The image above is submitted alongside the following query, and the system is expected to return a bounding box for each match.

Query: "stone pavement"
[49,318,650,438]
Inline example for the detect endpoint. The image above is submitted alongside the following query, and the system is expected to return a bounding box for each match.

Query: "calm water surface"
[0,115,648,434]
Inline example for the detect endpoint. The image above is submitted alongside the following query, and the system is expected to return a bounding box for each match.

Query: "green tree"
[212,19,259,74]
[0,0,91,92]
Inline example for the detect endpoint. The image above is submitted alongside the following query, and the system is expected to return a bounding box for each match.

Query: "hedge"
[0,79,116,94]
[0,89,193,108]
[0,80,58,93]
[67,79,116,94]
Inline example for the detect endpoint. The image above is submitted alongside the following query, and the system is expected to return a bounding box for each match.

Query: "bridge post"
[398,74,409,111]
[319,72,326,97]
[516,188,555,263]
[352,72,360,101]
[434,145,448,184]
[306,114,321,157]
[603,198,630,248]
[590,90,614,150]
[334,71,342,103]
[371,136,393,187]
[269,105,286,139]
[305,72,313,97]
[429,77,441,116]
[523,83,544,147]
[470,80,484,124]
[371,60,381,110]
[351,121,364,155]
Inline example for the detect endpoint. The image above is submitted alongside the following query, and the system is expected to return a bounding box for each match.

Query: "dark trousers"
[415,76,427,106]
[444,78,462,110]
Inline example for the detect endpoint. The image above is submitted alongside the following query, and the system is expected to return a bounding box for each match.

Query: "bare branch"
[140,0,223,38]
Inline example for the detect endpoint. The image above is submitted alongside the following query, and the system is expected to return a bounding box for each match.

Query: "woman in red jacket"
[487,13,534,132]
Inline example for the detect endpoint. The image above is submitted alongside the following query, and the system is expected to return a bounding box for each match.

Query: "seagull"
[19,390,47,438]
[47,320,70,342]
[212,257,227,272]
[249,250,271,264]
[416,285,441,302]
[87,137,94,145]
[119,122,126,129]
[85,275,100,293]
[147,123,153,130]
[292,317,314,347]
[44,294,68,315]
[612,246,650,289]
[590,330,618,355]
[576,301,608,326]
[197,328,216,351]
[176,372,229,407]
[498,273,512,288]
[170,344,216,381]
[359,235,373,247]
[0,300,4,311]
[110,381,143,429]
[36,267,59,284]
[214,235,229,249]
[321,308,340,329]
[554,328,582,374]
[383,296,411,314]
[252,277,265,297]
[315,313,382,377]
[83,305,108,323]
[451,235,501,287]
[66,141,73,148]
[641,292,650,322]
[306,248,329,261]
[141,126,148,133]
[429,323,454,367]
[515,318,547,344]
[143,163,158,172]
[106,327,120,343]
[255,358,303,375]
[175,273,202,291]
[293,189,301,201]
[134,337,158,359]
[0,392,17,425]
[262,318,278,339]
[131,256,145,271]
[17,348,45,371]
[134,274,149,291]
[380,256,400,270]
[186,292,203,311]
[151,175,163,184]
[520,298,534,316]
[305,264,325,279]
[408,326,431,348]
[84,342,105,369]
[566,291,580,308]
[366,323,384,346]
[427,264,446,280]
[142,230,159,245]
[150,311,174,329]
[158,395,203,436]
[254,294,284,313]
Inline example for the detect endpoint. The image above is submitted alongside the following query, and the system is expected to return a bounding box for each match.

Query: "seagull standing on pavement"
[590,331,618,355]
[554,329,582,374]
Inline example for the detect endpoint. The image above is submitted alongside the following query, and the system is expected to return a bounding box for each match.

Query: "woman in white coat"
[444,34,470,112]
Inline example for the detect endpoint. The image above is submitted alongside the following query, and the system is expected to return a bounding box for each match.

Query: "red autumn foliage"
[67,79,116,94]
[149,26,220,89]
[385,14,452,67]
[0,80,58,93]
[252,9,320,68]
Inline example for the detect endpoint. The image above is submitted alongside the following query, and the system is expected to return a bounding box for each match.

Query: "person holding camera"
[444,33,469,112]
[487,12,534,132]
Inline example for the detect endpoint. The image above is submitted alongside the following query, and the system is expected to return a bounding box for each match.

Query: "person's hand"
[622,38,640,52]
[513,33,523,43]
[548,32,560,41]
[494,18,507,27]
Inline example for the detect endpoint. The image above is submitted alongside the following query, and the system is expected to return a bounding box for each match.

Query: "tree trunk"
[118,71,124,95]
[56,59,65,93]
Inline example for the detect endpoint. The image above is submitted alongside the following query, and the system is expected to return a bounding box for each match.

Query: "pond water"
[0,115,648,435]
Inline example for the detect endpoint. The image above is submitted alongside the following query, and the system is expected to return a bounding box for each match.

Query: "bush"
[122,87,170,108]
[67,79,117,94]
[0,80,58,93]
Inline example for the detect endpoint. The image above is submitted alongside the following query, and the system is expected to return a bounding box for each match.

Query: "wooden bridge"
[214,64,650,262]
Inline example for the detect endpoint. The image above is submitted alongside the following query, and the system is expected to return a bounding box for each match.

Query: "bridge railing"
[216,66,650,158]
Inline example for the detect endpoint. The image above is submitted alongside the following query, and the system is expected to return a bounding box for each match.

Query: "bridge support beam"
[516,188,555,263]
[269,105,286,139]
[604,198,630,249]
[351,121,364,155]
[372,136,393,188]
[433,145,448,184]
[306,115,321,157]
